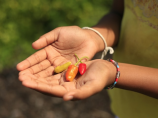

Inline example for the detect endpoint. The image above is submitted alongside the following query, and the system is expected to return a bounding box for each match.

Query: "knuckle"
[26,58,32,66]
[43,35,49,45]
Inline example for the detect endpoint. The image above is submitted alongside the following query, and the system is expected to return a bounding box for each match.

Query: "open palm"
[19,60,110,101]
[17,26,100,76]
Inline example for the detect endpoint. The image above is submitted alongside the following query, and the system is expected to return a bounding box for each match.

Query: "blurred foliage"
[0,0,113,71]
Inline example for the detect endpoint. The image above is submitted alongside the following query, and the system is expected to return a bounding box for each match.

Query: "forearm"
[115,63,158,98]
[93,11,123,49]
[86,0,124,52]
[84,12,123,53]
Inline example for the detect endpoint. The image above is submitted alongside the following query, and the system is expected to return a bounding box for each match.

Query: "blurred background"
[0,0,114,118]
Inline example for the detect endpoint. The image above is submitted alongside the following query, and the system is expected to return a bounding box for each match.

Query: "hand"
[18,59,115,101]
[17,26,102,74]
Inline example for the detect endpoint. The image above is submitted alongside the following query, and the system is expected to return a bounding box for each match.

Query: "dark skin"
[17,0,158,100]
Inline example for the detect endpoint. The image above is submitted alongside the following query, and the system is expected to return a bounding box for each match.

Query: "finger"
[19,60,51,75]
[19,73,36,81]
[32,28,60,50]
[19,73,60,86]
[17,49,47,71]
[34,66,54,78]
[63,80,103,101]
[22,79,67,97]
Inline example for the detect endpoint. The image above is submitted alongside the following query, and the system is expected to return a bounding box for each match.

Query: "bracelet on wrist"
[82,27,114,59]
[105,59,120,89]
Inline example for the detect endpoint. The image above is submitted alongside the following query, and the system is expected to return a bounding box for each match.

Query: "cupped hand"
[18,59,114,101]
[17,26,101,75]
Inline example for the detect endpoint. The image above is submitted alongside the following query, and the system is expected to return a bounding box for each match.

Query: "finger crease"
[38,63,44,70]
[43,35,49,46]
[26,58,32,67]
[29,68,35,74]
[34,53,41,63]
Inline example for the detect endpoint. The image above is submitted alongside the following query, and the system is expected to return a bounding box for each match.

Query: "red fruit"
[79,63,86,75]
[66,65,78,82]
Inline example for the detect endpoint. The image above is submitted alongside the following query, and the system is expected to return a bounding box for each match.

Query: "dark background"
[0,0,114,118]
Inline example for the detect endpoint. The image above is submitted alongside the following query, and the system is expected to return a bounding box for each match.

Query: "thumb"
[63,81,103,101]
[32,27,60,50]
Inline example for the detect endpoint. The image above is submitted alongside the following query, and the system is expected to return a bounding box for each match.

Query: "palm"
[19,60,109,100]
[17,26,98,75]
[51,26,97,60]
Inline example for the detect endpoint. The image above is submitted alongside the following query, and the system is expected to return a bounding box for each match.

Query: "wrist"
[92,27,111,52]
[105,60,118,87]
[83,28,105,52]
[82,27,114,59]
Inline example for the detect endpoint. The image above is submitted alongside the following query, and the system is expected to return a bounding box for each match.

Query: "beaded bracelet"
[105,59,120,89]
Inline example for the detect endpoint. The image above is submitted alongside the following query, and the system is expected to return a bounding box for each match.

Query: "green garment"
[109,0,158,118]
